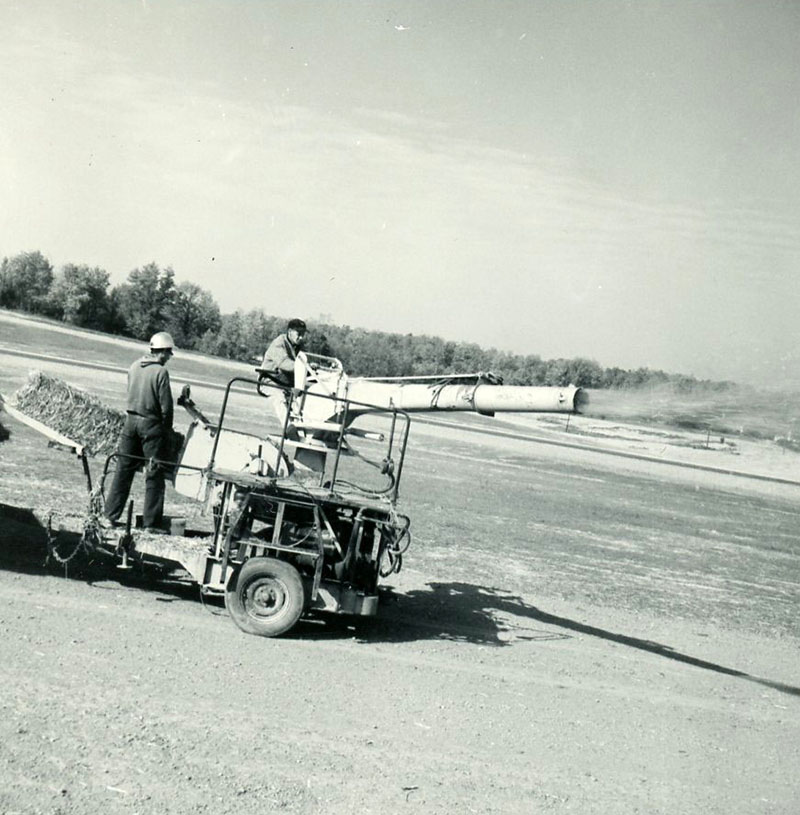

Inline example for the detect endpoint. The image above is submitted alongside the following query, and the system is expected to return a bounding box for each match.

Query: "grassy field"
[0,309,252,384]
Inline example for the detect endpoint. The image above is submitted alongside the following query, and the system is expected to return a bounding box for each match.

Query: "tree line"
[0,250,732,391]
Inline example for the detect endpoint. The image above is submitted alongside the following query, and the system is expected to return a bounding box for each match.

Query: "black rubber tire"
[226,557,305,637]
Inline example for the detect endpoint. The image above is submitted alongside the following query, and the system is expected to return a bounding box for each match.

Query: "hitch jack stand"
[116,501,134,571]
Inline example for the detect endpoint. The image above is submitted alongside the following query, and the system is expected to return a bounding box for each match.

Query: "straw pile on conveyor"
[11,371,124,456]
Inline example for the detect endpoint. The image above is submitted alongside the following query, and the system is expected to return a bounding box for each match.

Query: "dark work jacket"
[126,355,173,428]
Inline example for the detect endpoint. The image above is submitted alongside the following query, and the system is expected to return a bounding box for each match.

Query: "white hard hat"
[149,331,175,351]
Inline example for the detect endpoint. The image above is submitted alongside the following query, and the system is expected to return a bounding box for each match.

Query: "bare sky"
[2,0,799,385]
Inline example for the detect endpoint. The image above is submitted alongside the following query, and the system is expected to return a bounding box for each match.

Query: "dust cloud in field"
[580,383,800,445]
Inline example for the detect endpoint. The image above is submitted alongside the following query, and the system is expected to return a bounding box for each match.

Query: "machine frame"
[90,376,413,637]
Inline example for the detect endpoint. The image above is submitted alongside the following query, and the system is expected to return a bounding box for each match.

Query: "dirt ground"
[1,338,799,813]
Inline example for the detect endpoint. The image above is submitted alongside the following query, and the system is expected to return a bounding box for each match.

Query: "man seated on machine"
[257,318,318,436]
[259,318,308,388]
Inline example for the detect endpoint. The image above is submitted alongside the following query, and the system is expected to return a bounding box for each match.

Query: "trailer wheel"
[226,557,305,637]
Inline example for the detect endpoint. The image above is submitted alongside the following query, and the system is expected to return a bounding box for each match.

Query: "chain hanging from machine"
[378,508,412,577]
[44,487,106,576]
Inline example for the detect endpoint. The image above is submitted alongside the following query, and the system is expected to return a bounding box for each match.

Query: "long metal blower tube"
[344,381,587,414]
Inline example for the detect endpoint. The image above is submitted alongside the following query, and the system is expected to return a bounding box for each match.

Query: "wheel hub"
[245,577,288,620]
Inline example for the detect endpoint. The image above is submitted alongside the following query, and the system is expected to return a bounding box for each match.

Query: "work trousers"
[104,414,168,528]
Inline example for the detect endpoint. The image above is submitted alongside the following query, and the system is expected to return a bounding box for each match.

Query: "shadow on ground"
[0,505,200,602]
[2,512,797,700]
[348,581,800,699]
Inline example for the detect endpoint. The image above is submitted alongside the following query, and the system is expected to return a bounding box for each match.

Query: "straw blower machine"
[10,352,586,638]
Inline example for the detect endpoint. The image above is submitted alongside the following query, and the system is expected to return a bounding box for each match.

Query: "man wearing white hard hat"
[105,331,175,530]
